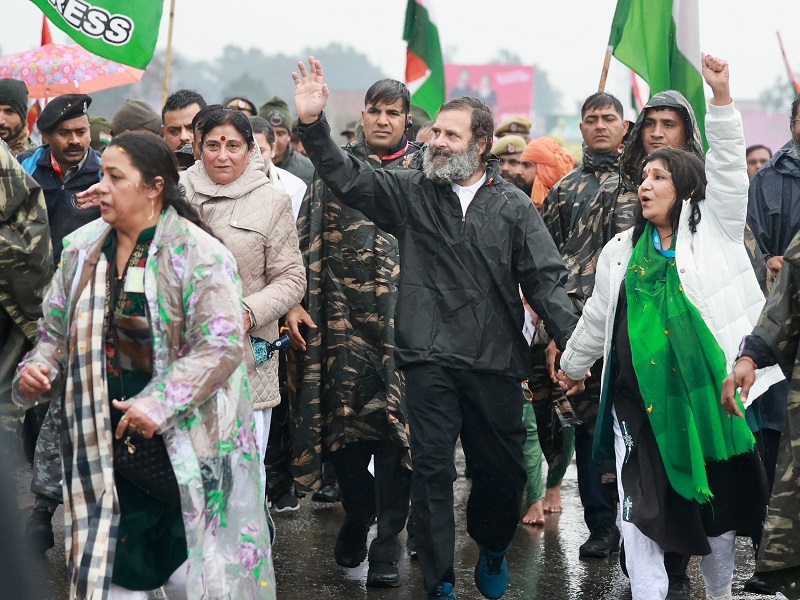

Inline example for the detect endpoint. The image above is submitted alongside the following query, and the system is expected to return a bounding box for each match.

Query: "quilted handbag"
[114,433,181,507]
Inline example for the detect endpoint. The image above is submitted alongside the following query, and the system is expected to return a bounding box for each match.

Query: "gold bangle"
[734,356,758,370]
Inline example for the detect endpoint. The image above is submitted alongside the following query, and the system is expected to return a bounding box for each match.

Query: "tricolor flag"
[403,0,445,119]
[29,0,164,70]
[608,0,706,146]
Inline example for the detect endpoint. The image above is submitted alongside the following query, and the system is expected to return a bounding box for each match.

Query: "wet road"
[18,440,775,599]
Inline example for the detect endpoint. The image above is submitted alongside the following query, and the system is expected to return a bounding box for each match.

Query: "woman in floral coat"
[14,132,274,600]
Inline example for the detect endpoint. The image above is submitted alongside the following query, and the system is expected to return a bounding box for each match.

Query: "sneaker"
[272,491,300,513]
[743,574,776,595]
[366,560,400,588]
[474,545,509,599]
[428,582,458,600]
[579,525,620,559]
[311,483,342,503]
[666,573,691,600]
[25,507,55,556]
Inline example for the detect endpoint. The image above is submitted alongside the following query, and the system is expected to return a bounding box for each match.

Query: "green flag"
[29,0,164,69]
[608,0,706,146]
[403,0,445,118]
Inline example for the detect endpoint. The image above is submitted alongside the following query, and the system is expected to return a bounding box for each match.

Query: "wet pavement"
[15,436,776,600]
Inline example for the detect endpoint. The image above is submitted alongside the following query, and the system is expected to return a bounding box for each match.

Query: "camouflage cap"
[491,135,526,156]
[258,96,291,131]
[495,116,532,138]
[89,116,112,152]
[111,99,161,136]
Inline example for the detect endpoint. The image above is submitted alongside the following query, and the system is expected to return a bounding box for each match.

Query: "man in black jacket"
[294,57,577,600]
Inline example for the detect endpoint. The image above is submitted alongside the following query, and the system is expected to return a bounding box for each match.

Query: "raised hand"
[701,53,731,106]
[292,56,330,125]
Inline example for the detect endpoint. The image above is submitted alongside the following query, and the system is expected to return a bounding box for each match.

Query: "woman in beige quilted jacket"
[182,109,306,486]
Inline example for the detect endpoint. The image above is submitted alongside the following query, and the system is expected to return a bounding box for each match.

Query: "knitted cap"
[0,79,28,122]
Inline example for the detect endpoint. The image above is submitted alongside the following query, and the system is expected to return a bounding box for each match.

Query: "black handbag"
[108,250,181,508]
[113,431,181,507]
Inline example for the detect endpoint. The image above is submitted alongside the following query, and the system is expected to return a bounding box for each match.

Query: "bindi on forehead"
[220,135,226,141]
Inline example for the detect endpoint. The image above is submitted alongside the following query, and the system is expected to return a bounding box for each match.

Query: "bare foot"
[522,500,545,526]
[543,485,563,513]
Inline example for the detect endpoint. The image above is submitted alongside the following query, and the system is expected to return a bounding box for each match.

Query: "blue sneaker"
[474,546,509,599]
[427,581,458,600]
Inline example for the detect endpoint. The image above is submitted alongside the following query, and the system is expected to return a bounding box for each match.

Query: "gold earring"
[149,199,155,220]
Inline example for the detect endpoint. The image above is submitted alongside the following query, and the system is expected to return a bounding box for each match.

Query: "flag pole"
[598,46,613,93]
[161,0,177,107]
[777,31,800,95]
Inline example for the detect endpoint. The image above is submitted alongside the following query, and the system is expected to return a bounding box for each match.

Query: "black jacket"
[18,145,101,264]
[299,115,577,379]
[747,141,800,259]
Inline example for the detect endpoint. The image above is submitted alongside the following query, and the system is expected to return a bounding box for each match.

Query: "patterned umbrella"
[0,43,144,99]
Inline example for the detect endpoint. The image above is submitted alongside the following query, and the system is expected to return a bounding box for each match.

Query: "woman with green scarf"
[557,55,783,600]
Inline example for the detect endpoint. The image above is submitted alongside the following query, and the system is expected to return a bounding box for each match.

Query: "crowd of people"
[1,50,799,600]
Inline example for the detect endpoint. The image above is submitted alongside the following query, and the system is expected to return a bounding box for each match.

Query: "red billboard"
[445,64,535,125]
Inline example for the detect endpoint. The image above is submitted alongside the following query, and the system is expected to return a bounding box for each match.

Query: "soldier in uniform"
[0,139,52,403]
[285,78,415,588]
[724,228,800,599]
[531,93,628,523]
[17,94,103,555]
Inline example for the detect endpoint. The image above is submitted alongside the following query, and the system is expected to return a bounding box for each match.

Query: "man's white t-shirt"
[450,172,487,218]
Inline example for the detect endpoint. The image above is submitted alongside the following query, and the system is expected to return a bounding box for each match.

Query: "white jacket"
[560,101,783,403]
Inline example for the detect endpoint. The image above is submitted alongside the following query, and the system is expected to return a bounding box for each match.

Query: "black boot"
[312,460,342,503]
[579,524,620,559]
[25,506,54,556]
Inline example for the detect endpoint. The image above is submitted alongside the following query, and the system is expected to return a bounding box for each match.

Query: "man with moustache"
[285,79,417,587]
[294,57,577,600]
[17,94,102,556]
[492,135,529,194]
[0,79,34,156]
[527,92,628,540]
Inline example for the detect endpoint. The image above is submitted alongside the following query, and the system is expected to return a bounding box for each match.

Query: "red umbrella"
[0,43,144,99]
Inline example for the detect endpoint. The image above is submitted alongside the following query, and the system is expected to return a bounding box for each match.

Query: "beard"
[793,129,800,157]
[422,141,482,184]
[0,123,23,141]
[502,173,532,195]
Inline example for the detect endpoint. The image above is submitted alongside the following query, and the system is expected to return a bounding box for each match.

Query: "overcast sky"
[4,0,800,112]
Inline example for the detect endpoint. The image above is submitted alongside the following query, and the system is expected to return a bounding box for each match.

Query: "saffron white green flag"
[403,0,445,119]
[608,0,706,145]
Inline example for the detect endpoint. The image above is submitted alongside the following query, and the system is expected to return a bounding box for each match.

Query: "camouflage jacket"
[0,140,53,343]
[291,134,417,491]
[541,146,621,255]
[746,231,800,584]
[560,91,704,308]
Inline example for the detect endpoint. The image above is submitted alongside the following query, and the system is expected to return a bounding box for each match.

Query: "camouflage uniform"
[738,232,800,597]
[562,91,704,311]
[0,141,56,506]
[290,133,416,567]
[0,137,51,400]
[529,147,622,488]
[291,136,415,490]
[4,126,35,158]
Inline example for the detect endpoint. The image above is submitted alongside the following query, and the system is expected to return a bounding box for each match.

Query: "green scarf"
[625,222,754,504]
